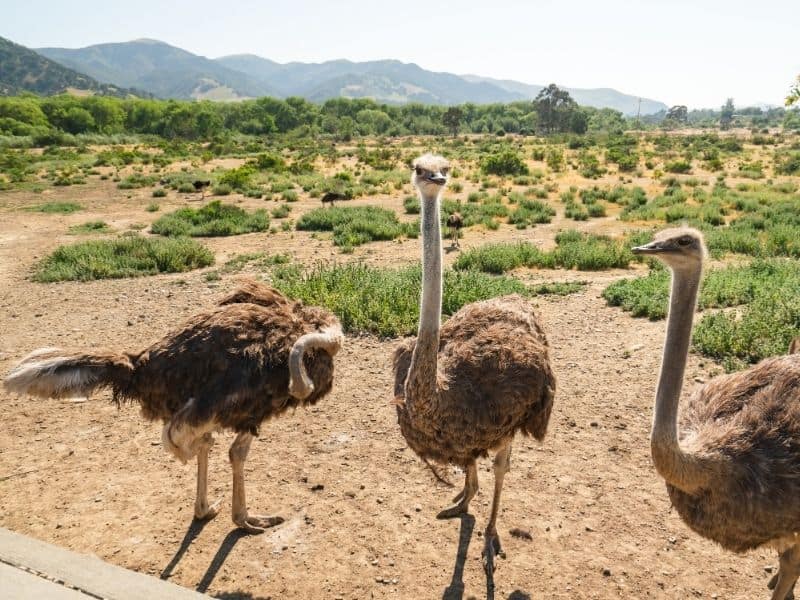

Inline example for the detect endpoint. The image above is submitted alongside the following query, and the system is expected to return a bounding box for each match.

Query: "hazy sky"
[4,0,798,109]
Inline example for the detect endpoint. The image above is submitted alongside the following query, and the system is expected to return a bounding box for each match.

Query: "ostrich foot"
[436,500,470,519]
[233,513,284,534]
[482,531,505,574]
[194,499,222,520]
[768,573,796,600]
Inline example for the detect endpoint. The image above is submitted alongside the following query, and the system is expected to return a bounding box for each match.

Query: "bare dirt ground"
[0,177,782,599]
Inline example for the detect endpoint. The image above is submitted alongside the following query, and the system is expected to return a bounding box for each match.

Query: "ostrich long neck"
[651,263,709,493]
[406,186,443,407]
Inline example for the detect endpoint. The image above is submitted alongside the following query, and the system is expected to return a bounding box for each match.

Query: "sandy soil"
[0,176,783,600]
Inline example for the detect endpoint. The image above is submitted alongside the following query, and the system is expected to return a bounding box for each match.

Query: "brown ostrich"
[632,228,800,600]
[446,203,464,249]
[321,191,346,208]
[790,337,800,355]
[193,179,211,198]
[4,280,343,534]
[393,154,556,572]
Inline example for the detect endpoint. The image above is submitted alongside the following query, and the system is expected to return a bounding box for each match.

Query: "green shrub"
[25,201,82,214]
[403,195,420,214]
[270,204,291,218]
[68,221,111,235]
[296,206,417,248]
[271,262,546,337]
[481,150,529,176]
[152,188,167,197]
[454,231,632,273]
[151,200,270,237]
[33,236,213,282]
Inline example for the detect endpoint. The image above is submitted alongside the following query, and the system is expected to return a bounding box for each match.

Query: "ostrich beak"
[632,241,668,255]
[426,172,447,185]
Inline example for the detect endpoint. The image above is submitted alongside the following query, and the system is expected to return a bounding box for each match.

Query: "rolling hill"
[0,36,136,97]
[33,38,668,114]
[37,39,276,100]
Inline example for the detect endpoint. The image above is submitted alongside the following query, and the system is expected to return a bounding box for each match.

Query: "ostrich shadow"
[160,517,213,581]
[442,514,475,600]
[196,528,248,593]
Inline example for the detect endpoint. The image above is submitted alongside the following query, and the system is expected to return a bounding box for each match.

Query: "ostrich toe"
[234,513,285,534]
[481,531,505,574]
[436,501,470,519]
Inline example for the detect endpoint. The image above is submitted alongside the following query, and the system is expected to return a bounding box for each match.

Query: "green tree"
[442,106,463,137]
[788,75,800,106]
[534,84,577,134]
[720,98,734,130]
[62,107,95,134]
[663,105,688,129]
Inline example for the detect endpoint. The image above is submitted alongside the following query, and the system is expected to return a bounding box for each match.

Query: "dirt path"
[0,180,779,599]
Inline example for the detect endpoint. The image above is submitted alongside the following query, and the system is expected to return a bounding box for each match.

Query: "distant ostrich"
[4,281,343,534]
[446,202,464,249]
[393,154,555,572]
[193,179,211,198]
[791,337,800,355]
[321,191,346,208]
[632,228,800,600]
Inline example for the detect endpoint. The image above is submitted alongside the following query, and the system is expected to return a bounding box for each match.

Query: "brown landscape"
[2,130,798,600]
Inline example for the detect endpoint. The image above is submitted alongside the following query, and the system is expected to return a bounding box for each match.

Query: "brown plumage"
[633,227,800,599]
[393,296,555,465]
[446,211,463,248]
[4,280,343,534]
[321,191,346,207]
[394,154,555,575]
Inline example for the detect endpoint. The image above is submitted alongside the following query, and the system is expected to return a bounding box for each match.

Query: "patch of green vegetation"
[68,220,111,235]
[25,201,82,214]
[151,200,270,237]
[33,235,213,282]
[603,259,800,369]
[271,262,534,337]
[270,204,291,218]
[454,230,633,273]
[117,173,157,189]
[508,198,556,228]
[296,206,417,249]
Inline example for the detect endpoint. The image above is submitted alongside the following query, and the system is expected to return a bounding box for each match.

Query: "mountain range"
[0,35,138,97]
[2,36,668,114]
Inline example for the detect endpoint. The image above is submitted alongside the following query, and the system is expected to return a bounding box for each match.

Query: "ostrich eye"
[678,237,692,246]
[415,167,423,176]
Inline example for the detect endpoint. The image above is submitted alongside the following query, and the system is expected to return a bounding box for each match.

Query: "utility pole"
[635,97,642,129]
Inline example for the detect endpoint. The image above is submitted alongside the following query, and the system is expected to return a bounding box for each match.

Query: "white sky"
[4,0,798,109]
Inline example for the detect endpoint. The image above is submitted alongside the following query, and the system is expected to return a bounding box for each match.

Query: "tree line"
[0,84,797,143]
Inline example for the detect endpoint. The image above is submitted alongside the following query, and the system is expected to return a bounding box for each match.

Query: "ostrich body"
[321,191,345,207]
[4,281,343,534]
[393,154,555,570]
[633,228,800,599]
[446,208,463,248]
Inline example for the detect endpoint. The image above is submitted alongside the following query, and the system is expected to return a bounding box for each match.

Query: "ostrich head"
[632,227,706,271]
[412,153,450,198]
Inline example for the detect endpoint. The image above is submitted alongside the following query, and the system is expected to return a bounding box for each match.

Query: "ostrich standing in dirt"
[393,154,555,570]
[4,281,343,534]
[633,228,800,600]
[446,202,463,249]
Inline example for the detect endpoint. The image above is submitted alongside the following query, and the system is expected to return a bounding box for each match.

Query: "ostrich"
[4,280,343,534]
[193,179,211,198]
[393,154,556,572]
[632,228,800,600]
[321,191,346,208]
[791,337,800,355]
[446,202,464,249]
